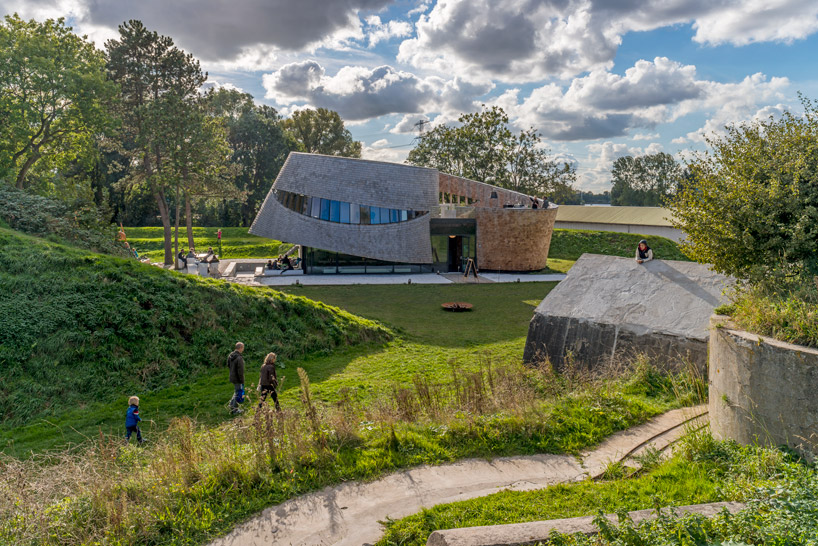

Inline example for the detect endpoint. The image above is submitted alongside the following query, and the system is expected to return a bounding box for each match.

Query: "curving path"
[209,405,706,546]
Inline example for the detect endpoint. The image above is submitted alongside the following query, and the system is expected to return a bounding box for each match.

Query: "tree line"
[0,15,361,264]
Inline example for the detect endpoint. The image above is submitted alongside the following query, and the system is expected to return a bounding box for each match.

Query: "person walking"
[635,239,654,264]
[125,396,144,445]
[257,352,281,411]
[227,342,246,414]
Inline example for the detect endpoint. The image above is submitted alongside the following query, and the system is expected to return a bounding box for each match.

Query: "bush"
[669,95,818,283]
[0,184,127,257]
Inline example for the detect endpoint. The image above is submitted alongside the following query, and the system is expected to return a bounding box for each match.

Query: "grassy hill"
[0,227,389,427]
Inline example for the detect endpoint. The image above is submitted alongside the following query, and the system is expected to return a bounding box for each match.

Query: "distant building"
[250,152,559,274]
[554,205,682,242]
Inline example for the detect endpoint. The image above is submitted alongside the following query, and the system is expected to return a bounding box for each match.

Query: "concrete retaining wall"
[709,316,818,457]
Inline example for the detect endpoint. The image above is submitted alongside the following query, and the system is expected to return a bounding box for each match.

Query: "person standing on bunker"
[636,239,653,264]
[228,342,246,414]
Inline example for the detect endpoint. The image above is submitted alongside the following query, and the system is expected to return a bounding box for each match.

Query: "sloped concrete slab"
[426,501,745,546]
[523,254,732,370]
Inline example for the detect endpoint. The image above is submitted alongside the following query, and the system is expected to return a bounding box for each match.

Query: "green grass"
[548,229,689,263]
[124,226,292,261]
[377,456,722,546]
[1,281,553,456]
[720,280,818,349]
[0,227,388,432]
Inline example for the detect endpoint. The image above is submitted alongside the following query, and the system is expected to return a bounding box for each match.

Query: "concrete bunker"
[523,254,733,371]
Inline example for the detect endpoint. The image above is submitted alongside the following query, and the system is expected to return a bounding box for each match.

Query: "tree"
[610,152,682,206]
[283,108,361,157]
[407,106,575,201]
[209,89,298,226]
[0,14,116,189]
[105,20,206,265]
[158,92,241,257]
[668,95,818,282]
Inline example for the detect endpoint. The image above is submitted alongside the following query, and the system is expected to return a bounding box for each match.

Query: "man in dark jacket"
[227,342,245,414]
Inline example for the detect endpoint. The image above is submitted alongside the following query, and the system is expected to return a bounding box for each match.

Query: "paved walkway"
[209,406,706,546]
[227,272,566,287]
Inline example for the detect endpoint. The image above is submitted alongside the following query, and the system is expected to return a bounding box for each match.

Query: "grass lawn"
[1,282,554,456]
[377,455,723,546]
[124,226,292,261]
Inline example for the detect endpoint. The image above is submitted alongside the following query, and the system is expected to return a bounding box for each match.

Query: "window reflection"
[275,189,428,225]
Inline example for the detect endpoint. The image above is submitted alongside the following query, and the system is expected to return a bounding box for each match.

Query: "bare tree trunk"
[174,183,181,269]
[185,192,194,251]
[15,153,40,189]
[155,189,173,266]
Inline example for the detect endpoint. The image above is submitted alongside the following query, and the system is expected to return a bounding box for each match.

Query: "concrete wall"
[554,221,683,242]
[475,207,557,271]
[709,317,818,458]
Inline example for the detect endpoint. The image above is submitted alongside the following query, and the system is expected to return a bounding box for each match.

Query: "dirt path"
[209,405,706,546]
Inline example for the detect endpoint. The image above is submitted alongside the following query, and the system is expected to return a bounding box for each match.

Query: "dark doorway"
[448,235,462,272]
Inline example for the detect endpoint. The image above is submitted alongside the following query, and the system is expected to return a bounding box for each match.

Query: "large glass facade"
[275,189,427,225]
[303,247,434,274]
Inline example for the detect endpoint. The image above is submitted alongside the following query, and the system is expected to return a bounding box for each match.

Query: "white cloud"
[365,16,413,47]
[262,61,495,122]
[396,0,818,82]
[692,0,818,46]
[2,0,392,63]
[390,114,430,134]
[361,144,410,163]
[632,133,660,141]
[671,136,689,144]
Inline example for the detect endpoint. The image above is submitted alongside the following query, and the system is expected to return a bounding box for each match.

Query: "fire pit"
[441,302,473,312]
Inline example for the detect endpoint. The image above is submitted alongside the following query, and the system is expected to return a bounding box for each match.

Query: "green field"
[124,226,292,261]
[123,226,688,269]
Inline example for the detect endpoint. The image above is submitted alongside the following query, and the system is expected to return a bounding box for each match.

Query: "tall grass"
[719,279,818,348]
[0,356,698,546]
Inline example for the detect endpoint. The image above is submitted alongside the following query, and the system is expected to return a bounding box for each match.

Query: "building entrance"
[448,236,463,272]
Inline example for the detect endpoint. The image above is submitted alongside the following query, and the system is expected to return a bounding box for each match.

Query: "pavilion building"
[249,152,558,274]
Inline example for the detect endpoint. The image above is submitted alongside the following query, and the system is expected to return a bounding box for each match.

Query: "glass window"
[320,199,330,221]
[390,209,399,223]
[400,210,408,222]
[360,205,370,225]
[431,235,448,263]
[381,208,390,224]
[311,197,321,218]
[340,202,350,224]
[350,203,360,224]
[330,200,340,222]
[370,207,380,225]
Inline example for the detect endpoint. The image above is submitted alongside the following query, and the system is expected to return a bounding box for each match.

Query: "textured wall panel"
[475,207,557,271]
[272,152,438,211]
[250,195,433,263]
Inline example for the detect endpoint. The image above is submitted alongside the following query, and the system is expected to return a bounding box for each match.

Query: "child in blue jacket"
[125,396,144,445]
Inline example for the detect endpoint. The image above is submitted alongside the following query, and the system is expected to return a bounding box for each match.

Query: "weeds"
[0,356,694,546]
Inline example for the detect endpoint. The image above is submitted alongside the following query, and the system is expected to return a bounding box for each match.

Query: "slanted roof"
[555,205,675,227]
[272,152,439,211]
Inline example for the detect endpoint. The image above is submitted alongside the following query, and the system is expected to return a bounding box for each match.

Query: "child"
[125,396,144,445]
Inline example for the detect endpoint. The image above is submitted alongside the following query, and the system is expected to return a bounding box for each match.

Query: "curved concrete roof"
[272,152,439,211]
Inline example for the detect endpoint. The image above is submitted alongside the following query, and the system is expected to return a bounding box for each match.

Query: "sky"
[4,0,818,191]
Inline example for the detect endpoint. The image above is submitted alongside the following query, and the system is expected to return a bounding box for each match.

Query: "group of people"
[265,255,300,271]
[226,342,281,414]
[178,246,220,265]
